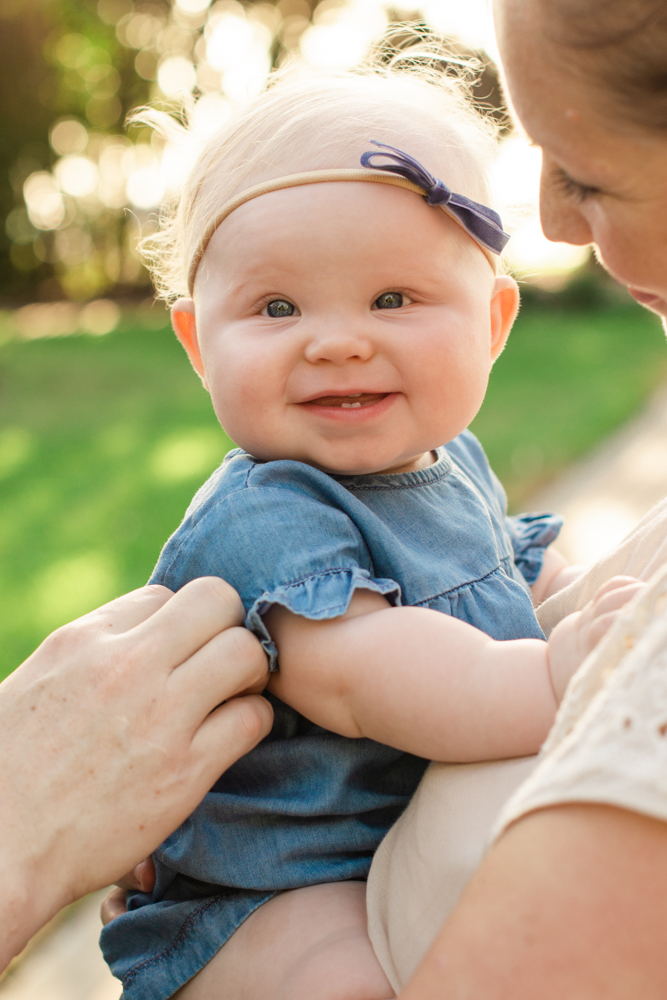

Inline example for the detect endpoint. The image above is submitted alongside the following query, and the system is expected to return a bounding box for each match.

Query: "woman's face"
[494,0,667,319]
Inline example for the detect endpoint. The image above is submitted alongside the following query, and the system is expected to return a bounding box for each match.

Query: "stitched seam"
[121,892,275,988]
[344,470,451,492]
[121,895,221,987]
[412,566,505,605]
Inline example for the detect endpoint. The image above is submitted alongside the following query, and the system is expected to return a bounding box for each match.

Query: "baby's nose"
[304,323,374,365]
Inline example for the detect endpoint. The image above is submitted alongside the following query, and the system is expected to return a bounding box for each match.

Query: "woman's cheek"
[592,223,647,291]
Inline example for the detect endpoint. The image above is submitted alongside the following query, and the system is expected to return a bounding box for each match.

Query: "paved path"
[4,387,667,999]
[0,893,120,999]
[528,386,667,565]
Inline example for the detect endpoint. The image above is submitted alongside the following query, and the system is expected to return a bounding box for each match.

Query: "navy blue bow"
[360,140,509,256]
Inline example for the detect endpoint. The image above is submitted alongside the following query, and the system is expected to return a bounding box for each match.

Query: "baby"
[101,68,639,1000]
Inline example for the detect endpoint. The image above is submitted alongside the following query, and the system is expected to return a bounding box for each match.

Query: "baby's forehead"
[188,126,500,294]
[198,181,488,292]
[212,180,458,246]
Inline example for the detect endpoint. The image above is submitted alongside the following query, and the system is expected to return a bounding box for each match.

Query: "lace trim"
[495,563,667,835]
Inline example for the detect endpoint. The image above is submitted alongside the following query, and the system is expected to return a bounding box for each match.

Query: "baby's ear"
[171,299,207,388]
[489,275,520,362]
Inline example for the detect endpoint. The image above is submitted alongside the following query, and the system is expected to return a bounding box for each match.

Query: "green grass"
[471,297,667,505]
[0,298,665,678]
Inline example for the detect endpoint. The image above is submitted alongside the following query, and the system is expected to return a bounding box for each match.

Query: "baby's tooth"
[341,401,362,408]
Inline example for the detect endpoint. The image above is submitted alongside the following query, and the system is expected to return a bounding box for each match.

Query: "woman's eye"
[373,292,403,310]
[264,299,295,318]
[552,166,600,202]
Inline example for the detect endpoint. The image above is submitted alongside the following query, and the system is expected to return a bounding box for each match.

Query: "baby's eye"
[373,292,403,310]
[264,299,295,318]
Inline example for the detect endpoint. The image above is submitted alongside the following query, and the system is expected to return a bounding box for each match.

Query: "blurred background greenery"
[1,0,665,677]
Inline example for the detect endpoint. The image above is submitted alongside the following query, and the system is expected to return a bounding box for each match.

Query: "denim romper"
[101,430,561,999]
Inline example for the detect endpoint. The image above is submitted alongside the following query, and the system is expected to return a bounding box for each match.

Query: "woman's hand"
[0,577,272,970]
[548,576,645,701]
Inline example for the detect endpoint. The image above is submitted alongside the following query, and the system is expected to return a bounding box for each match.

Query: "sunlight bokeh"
[12,0,590,300]
[422,0,498,59]
[492,135,590,284]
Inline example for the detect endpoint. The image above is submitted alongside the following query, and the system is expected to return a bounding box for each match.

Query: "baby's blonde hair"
[138,56,500,302]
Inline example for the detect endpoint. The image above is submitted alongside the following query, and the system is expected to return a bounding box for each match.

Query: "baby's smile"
[307,392,388,409]
[298,391,396,423]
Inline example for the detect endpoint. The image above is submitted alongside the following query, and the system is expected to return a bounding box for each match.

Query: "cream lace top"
[496,500,667,836]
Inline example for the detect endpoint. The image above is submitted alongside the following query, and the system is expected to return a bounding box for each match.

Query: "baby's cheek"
[213,372,286,457]
[421,353,489,438]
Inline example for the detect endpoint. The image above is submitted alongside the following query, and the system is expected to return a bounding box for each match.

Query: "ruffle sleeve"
[505,511,564,586]
[247,568,401,670]
[151,468,402,671]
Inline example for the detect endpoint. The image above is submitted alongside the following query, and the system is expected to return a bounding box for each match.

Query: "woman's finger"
[115,857,156,893]
[590,576,641,602]
[189,694,274,785]
[591,582,645,619]
[587,612,620,650]
[168,625,269,727]
[75,585,174,634]
[101,888,128,926]
[123,576,246,675]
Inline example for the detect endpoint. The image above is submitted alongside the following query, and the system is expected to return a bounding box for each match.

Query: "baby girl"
[101,66,639,1000]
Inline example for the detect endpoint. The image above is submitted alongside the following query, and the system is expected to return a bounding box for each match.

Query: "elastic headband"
[187,140,509,293]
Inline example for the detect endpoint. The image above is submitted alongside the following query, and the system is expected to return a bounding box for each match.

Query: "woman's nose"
[304,322,374,365]
[539,157,594,247]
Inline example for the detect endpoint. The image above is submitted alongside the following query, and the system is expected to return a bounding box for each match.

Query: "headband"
[187,140,509,293]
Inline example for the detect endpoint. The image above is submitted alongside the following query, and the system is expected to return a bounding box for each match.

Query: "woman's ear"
[171,299,208,388]
[489,275,520,362]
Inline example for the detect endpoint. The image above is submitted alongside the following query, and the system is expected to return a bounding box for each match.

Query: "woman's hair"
[136,53,500,302]
[541,0,667,132]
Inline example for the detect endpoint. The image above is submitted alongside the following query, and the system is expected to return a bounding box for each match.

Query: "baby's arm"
[530,547,586,606]
[266,577,643,762]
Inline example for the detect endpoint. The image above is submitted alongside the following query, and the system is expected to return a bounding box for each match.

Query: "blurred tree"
[0,0,504,307]
[0,0,162,303]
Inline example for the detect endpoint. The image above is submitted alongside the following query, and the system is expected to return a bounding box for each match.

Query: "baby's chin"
[238,438,436,476]
[293,452,435,477]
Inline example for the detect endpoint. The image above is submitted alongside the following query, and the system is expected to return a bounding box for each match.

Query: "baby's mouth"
[308,393,388,409]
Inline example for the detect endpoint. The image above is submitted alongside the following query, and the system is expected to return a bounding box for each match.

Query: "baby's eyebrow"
[223,272,290,301]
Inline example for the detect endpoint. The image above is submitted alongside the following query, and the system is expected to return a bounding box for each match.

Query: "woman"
[369,0,667,995]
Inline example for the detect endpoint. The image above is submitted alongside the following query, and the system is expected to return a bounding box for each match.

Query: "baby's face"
[178,182,518,476]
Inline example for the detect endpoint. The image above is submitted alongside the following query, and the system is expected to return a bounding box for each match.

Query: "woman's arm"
[400,803,667,1000]
[0,578,272,971]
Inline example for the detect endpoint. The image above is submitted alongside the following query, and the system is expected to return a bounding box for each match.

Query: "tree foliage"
[0,0,502,306]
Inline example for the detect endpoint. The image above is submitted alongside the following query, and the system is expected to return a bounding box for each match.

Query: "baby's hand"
[100,856,156,926]
[547,576,645,703]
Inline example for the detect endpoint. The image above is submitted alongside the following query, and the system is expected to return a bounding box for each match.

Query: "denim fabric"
[505,510,564,585]
[101,430,561,998]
